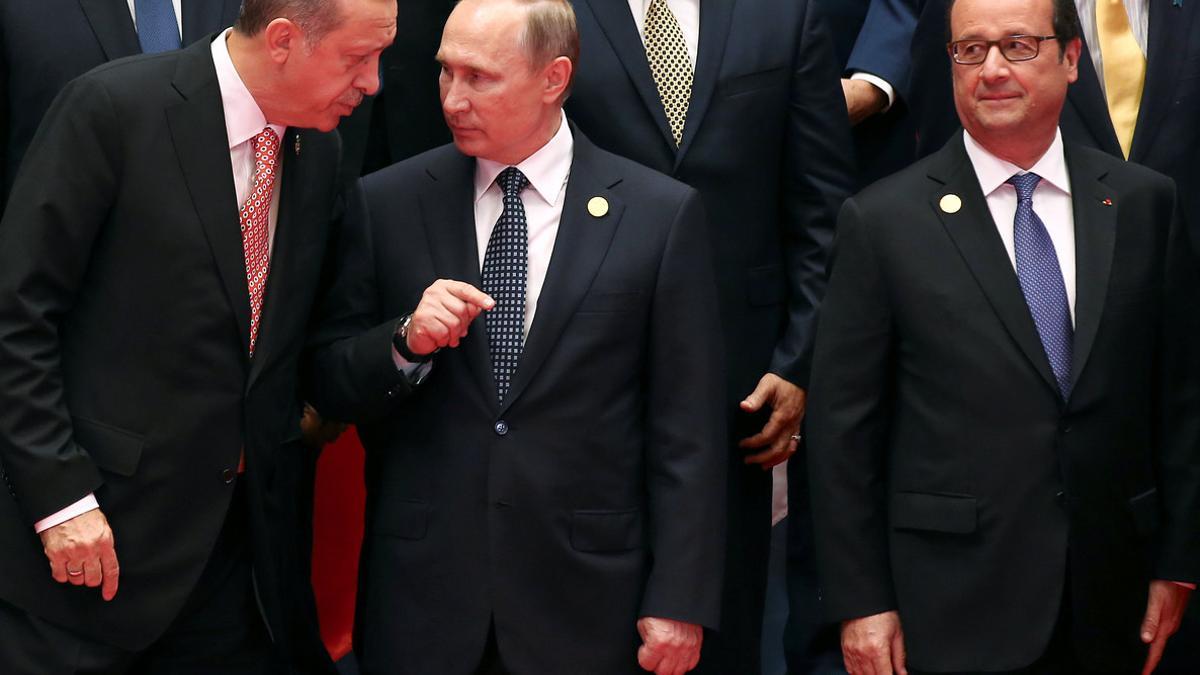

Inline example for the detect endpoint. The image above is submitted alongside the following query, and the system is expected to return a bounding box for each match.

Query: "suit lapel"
[246,129,305,391]
[1066,148,1117,391]
[928,135,1062,398]
[581,0,677,151]
[78,0,141,60]
[1129,0,1194,161]
[165,41,251,362]
[1068,39,1123,157]
[419,152,497,405]
[675,0,735,168]
[499,131,624,415]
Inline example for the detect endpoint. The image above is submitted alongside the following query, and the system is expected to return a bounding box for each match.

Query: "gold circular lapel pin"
[587,196,609,218]
[939,194,962,214]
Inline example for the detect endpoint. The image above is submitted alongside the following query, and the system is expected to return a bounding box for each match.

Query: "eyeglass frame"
[947,35,1060,65]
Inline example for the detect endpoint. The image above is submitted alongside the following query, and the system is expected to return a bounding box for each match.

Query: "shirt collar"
[963,127,1071,197]
[474,110,574,205]
[211,28,286,150]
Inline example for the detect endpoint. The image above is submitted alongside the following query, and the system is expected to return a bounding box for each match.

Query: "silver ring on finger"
[790,433,802,441]
[67,567,83,577]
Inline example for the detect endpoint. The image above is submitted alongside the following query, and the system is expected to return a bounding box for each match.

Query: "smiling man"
[806,0,1200,673]
[0,0,394,672]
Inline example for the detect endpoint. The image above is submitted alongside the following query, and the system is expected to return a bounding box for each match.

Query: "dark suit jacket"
[817,0,918,187]
[337,0,455,181]
[909,0,1200,240]
[0,0,241,209]
[807,133,1200,672]
[0,36,340,671]
[308,127,727,674]
[565,0,854,411]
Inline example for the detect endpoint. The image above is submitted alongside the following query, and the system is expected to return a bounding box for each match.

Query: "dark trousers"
[0,484,271,674]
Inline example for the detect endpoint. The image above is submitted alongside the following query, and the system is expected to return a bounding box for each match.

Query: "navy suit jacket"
[816,0,918,186]
[910,0,1200,241]
[566,0,854,416]
[0,0,241,208]
[308,126,727,674]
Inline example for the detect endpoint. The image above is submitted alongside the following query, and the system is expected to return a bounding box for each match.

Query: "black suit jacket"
[0,36,340,668]
[807,133,1200,672]
[0,0,241,209]
[565,0,854,410]
[308,127,727,674]
[910,0,1200,240]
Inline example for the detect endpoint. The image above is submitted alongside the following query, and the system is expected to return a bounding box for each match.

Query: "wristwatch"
[393,313,435,363]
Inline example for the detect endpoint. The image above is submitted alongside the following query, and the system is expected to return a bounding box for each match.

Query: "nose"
[356,58,382,96]
[979,43,1011,81]
[441,76,469,114]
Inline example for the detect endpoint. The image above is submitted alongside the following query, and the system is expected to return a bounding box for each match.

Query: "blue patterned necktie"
[135,0,182,54]
[481,167,530,404]
[1008,172,1073,400]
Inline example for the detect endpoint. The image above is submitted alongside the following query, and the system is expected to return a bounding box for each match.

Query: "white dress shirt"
[126,0,184,41]
[1075,0,1150,98]
[474,111,574,340]
[34,28,284,534]
[962,129,1077,326]
[627,0,700,66]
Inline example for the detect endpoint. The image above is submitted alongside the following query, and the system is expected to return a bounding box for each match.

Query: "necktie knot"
[1006,172,1043,203]
[498,167,529,198]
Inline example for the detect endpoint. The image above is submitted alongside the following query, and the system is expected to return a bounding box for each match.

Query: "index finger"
[444,282,495,310]
[100,545,120,601]
[1142,636,1167,675]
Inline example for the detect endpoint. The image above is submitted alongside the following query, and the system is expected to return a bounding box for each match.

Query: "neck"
[976,131,1056,171]
[493,110,563,166]
[226,30,282,125]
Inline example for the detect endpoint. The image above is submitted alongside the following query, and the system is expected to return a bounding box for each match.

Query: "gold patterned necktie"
[1095,0,1146,158]
[644,0,694,147]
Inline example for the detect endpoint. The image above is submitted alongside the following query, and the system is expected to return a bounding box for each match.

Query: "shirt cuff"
[849,71,896,111]
[391,343,434,384]
[1172,581,1197,590]
[34,494,100,533]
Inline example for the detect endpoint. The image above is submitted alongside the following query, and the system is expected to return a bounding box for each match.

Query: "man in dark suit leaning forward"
[0,0,396,672]
[807,0,1200,673]
[308,1,726,673]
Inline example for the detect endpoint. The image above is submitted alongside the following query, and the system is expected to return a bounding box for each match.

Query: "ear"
[263,18,303,64]
[542,55,572,103]
[1063,36,1082,84]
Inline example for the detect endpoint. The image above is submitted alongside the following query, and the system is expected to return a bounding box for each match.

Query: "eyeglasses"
[948,35,1058,65]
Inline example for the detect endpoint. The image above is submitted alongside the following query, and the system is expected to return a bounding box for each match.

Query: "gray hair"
[235,0,344,44]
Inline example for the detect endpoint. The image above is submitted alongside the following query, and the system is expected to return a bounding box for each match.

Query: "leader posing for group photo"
[807,0,1200,673]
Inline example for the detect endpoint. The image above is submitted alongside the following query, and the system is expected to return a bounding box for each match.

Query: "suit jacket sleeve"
[306,177,414,424]
[806,197,898,621]
[638,189,728,629]
[1156,187,1200,583]
[771,0,857,388]
[0,76,119,523]
[845,0,917,96]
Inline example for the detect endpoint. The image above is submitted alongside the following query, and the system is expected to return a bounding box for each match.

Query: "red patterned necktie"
[240,127,280,357]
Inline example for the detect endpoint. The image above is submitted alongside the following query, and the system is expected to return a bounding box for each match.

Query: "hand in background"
[739,373,806,469]
[841,610,907,675]
[637,616,703,675]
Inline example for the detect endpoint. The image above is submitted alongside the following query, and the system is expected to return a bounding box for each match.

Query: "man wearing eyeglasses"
[806,0,1200,673]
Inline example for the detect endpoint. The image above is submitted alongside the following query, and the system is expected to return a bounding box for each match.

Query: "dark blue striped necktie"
[135,0,182,54]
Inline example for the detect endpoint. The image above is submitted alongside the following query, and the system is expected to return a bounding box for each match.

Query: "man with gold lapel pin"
[807,0,1200,672]
[308,1,726,673]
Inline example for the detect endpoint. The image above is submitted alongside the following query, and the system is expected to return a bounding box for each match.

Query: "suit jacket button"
[1054,490,1066,507]
[494,420,509,436]
[222,468,236,484]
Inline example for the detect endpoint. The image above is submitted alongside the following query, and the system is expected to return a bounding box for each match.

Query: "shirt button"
[494,420,509,436]
[222,468,236,484]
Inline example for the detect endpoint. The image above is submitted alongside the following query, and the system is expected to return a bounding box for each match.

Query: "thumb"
[740,378,772,412]
[1142,591,1162,643]
[892,627,908,675]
